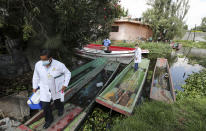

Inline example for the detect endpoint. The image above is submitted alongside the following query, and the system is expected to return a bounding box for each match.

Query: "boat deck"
[96,59,150,115]
[27,103,82,131]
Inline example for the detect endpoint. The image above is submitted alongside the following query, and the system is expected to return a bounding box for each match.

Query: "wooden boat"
[76,44,150,64]
[150,58,176,103]
[17,58,120,131]
[64,61,119,131]
[96,59,150,116]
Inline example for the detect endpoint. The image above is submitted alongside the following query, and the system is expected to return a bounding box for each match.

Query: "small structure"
[109,18,153,42]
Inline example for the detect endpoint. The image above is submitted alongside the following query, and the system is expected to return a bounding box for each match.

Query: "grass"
[174,40,206,49]
[113,69,206,131]
[112,98,206,131]
[95,40,206,49]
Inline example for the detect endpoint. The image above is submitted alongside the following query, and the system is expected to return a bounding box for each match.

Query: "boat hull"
[75,44,149,64]
[96,59,150,116]
[150,58,176,103]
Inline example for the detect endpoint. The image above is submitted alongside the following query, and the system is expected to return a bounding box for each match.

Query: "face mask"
[42,60,50,66]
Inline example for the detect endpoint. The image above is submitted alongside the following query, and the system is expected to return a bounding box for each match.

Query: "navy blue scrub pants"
[134,63,139,71]
[41,99,64,123]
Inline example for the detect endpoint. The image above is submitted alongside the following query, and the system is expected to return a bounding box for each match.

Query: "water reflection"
[145,47,205,93]
[170,57,204,91]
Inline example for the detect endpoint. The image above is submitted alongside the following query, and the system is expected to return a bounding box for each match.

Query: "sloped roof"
[114,19,150,27]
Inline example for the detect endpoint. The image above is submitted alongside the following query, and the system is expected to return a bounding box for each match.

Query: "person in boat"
[103,38,111,51]
[134,44,142,71]
[173,43,179,48]
[32,50,71,129]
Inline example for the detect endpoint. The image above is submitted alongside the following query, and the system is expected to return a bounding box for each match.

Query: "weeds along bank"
[112,70,206,131]
[112,98,206,131]
[174,40,206,49]
[176,69,206,100]
[95,40,206,49]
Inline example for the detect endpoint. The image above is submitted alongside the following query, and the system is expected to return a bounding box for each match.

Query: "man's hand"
[33,89,37,93]
[61,86,67,93]
[136,57,138,60]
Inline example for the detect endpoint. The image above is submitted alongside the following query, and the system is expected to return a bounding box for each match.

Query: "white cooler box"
[27,90,42,109]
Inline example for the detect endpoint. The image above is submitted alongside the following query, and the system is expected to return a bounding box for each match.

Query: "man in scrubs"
[32,50,71,129]
[134,44,142,71]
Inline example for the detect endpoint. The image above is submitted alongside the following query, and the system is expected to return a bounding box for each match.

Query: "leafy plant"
[176,69,206,100]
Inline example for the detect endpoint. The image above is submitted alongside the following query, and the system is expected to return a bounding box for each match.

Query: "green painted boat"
[17,58,109,130]
[150,58,176,103]
[17,58,120,131]
[96,59,150,116]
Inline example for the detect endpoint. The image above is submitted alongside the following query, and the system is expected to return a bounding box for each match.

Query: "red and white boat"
[76,44,149,64]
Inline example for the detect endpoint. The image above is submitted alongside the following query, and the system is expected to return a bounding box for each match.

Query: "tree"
[0,0,123,65]
[119,7,128,17]
[143,0,190,41]
[196,17,206,32]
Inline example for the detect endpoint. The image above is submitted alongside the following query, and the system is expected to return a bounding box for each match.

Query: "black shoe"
[43,119,53,129]
[58,110,64,116]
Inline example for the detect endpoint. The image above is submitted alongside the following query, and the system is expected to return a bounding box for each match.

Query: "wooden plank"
[17,124,32,131]
[48,107,82,131]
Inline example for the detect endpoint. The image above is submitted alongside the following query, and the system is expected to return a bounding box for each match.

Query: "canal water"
[170,48,205,91]
[144,47,205,93]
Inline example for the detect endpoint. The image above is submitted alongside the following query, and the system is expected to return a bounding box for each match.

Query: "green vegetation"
[112,98,206,131]
[174,40,206,49]
[113,42,172,59]
[94,41,172,54]
[112,68,206,131]
[176,70,206,100]
[81,107,124,131]
[0,0,124,65]
[194,17,206,32]
[94,41,173,59]
[187,56,206,68]
[177,53,185,58]
[143,0,189,41]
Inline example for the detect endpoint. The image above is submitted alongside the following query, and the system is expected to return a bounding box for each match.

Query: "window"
[111,26,119,32]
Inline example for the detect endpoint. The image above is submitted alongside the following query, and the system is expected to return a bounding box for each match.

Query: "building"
[109,18,153,41]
